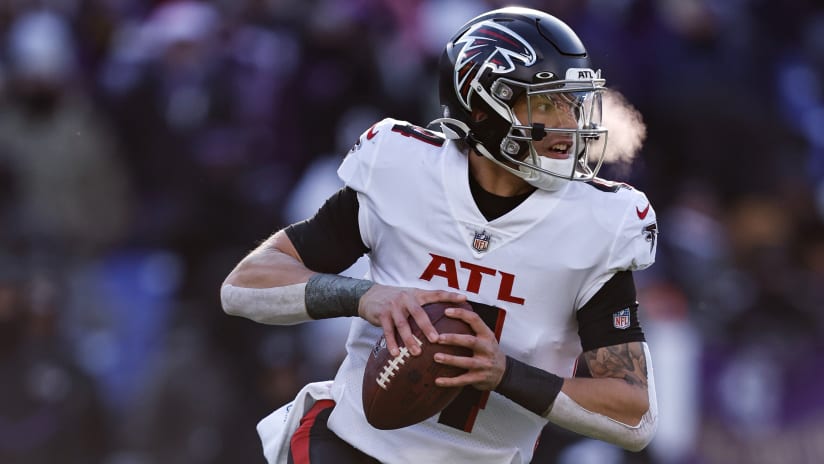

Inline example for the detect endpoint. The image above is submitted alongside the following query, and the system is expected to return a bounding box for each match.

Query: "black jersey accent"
[284,187,369,274]
[576,271,646,353]
[468,171,535,221]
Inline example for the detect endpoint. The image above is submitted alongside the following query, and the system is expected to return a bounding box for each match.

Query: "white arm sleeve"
[220,283,310,325]
[546,343,659,451]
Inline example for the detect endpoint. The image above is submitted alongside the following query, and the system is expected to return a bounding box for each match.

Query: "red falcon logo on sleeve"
[453,21,536,110]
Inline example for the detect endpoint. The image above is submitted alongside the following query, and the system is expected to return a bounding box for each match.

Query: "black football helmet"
[435,7,608,191]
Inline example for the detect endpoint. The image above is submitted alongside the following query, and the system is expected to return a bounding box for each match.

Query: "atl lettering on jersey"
[419,253,526,305]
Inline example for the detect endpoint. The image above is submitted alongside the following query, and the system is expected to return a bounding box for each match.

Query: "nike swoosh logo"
[366,125,379,140]
[636,204,650,219]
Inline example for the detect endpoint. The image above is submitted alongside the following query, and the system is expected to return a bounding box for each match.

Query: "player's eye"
[534,96,557,112]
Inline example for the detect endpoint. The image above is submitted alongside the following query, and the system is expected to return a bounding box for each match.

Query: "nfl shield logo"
[472,230,491,252]
[612,308,631,330]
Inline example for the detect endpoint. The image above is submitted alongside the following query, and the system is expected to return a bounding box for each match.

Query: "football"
[362,301,475,430]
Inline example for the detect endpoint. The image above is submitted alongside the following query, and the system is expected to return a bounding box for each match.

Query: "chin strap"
[428,117,471,140]
[429,117,534,178]
[431,117,580,194]
[429,117,569,192]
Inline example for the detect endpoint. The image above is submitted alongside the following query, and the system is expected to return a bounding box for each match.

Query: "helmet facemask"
[474,70,608,191]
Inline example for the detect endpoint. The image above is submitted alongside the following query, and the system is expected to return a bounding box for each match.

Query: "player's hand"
[433,306,507,391]
[358,284,467,358]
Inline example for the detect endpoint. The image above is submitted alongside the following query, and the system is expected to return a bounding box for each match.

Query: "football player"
[222,6,659,464]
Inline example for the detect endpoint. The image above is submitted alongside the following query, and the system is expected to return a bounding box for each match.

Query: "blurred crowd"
[0,0,823,463]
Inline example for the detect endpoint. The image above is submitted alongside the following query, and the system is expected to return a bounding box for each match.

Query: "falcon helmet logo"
[453,21,537,110]
[612,308,631,330]
[472,230,491,252]
[643,223,658,253]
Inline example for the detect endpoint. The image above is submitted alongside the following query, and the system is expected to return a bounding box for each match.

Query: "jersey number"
[437,302,506,433]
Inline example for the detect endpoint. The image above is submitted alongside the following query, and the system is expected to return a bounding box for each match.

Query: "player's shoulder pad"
[346,117,446,156]
[611,184,657,272]
[347,118,397,154]
[585,177,638,195]
[339,118,446,192]
[579,177,657,271]
[582,177,647,219]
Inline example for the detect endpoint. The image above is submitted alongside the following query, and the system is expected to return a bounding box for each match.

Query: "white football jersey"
[325,118,657,464]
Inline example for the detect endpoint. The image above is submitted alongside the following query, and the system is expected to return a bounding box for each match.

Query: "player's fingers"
[419,290,467,304]
[407,303,439,344]
[437,332,477,350]
[380,317,400,358]
[392,309,421,356]
[433,352,478,369]
[409,290,468,343]
[444,307,491,335]
[435,355,500,391]
[434,372,481,388]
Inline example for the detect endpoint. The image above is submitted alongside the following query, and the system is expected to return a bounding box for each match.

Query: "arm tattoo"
[582,342,648,388]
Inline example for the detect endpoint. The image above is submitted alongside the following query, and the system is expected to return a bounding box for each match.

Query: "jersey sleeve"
[575,187,658,310]
[337,118,398,193]
[576,271,646,352]
[284,187,369,274]
[285,119,411,273]
[606,190,658,272]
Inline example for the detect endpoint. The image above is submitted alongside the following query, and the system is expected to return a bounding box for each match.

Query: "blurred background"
[0,0,823,463]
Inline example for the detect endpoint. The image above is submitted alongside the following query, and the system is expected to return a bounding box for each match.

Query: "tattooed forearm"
[582,342,648,388]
